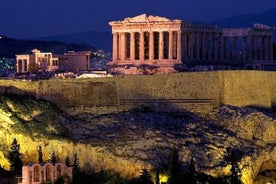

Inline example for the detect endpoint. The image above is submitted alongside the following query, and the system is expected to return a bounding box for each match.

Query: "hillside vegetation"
[0,94,275,184]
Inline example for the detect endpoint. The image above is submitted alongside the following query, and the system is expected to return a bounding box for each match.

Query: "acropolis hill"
[0,71,276,184]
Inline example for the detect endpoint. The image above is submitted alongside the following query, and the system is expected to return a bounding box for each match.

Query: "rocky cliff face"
[0,94,275,183]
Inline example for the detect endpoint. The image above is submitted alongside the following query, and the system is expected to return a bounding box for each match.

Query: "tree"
[185,158,197,184]
[138,169,153,184]
[73,153,80,173]
[167,148,180,184]
[8,138,23,175]
[155,169,160,184]
[51,151,57,164]
[227,149,243,184]
[65,155,70,167]
[38,145,43,163]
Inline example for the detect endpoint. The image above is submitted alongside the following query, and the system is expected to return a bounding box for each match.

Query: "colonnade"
[112,30,182,62]
[223,35,273,62]
[181,31,223,62]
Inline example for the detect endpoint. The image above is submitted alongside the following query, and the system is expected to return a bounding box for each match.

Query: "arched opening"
[46,165,52,182]
[34,165,40,182]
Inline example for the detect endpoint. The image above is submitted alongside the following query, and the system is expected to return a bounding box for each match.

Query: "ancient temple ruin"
[108,14,274,74]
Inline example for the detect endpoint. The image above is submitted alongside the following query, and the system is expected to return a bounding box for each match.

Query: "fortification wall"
[219,71,276,109]
[0,71,275,114]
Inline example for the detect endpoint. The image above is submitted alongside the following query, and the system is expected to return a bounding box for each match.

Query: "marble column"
[177,31,182,61]
[259,36,263,60]
[130,32,135,60]
[269,36,273,61]
[120,32,126,60]
[169,31,173,59]
[264,36,269,61]
[149,31,154,60]
[16,59,20,73]
[196,32,200,60]
[159,31,164,60]
[253,36,258,61]
[224,37,229,61]
[219,34,224,61]
[182,32,187,60]
[208,32,212,61]
[202,32,206,60]
[139,32,145,60]
[190,32,194,60]
[232,36,237,60]
[214,34,218,61]
[112,33,118,61]
[241,37,247,62]
[248,36,253,61]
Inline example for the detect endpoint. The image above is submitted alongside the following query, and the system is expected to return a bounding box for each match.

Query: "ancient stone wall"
[0,71,275,114]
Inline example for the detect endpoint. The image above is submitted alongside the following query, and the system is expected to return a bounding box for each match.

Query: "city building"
[19,163,72,184]
[108,14,274,74]
[16,49,91,73]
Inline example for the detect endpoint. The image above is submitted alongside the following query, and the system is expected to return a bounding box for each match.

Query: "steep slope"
[0,94,275,183]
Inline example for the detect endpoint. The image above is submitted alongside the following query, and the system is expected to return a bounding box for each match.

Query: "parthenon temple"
[108,14,274,74]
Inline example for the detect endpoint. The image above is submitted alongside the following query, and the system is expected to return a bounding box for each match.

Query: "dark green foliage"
[167,148,180,184]
[65,155,70,167]
[155,170,160,184]
[8,138,23,175]
[54,175,72,184]
[183,158,197,184]
[51,151,57,164]
[38,145,43,163]
[73,153,80,173]
[137,169,153,184]
[226,149,243,184]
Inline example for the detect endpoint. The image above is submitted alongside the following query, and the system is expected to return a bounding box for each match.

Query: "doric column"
[232,36,237,60]
[259,36,263,60]
[169,31,173,59]
[269,36,273,61]
[16,59,20,73]
[113,33,119,60]
[241,37,247,62]
[224,37,229,61]
[177,31,182,61]
[196,32,200,60]
[214,34,218,61]
[112,33,118,60]
[149,31,154,60]
[190,32,194,60]
[159,31,164,60]
[264,35,269,61]
[182,32,187,60]
[248,36,253,61]
[253,36,258,60]
[219,33,224,61]
[130,32,135,60]
[120,32,126,60]
[139,32,145,60]
[208,32,212,61]
[202,32,206,60]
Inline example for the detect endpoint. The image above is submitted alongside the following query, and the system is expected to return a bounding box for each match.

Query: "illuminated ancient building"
[19,163,72,184]
[108,14,274,74]
[16,49,91,73]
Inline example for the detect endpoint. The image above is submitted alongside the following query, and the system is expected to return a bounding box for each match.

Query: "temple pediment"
[124,14,171,23]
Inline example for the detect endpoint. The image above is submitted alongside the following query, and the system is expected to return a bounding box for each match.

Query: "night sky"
[1,0,276,38]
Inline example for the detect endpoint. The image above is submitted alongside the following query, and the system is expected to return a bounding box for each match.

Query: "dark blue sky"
[2,0,276,38]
